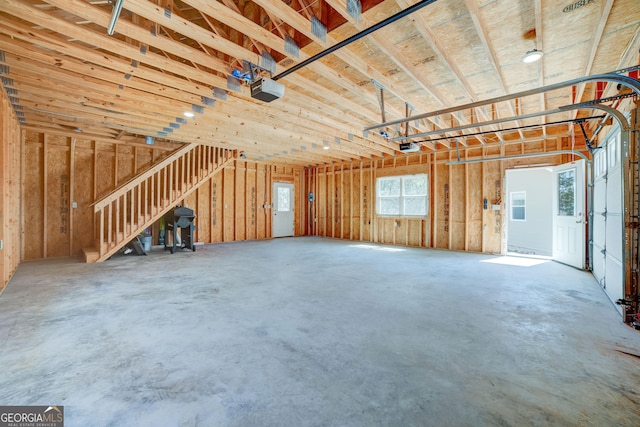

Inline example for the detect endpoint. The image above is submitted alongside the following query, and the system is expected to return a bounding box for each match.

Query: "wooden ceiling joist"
[0,0,637,162]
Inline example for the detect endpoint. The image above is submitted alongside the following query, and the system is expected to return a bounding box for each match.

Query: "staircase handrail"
[92,143,195,211]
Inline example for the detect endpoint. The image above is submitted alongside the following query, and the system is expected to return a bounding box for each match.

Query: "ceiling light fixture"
[183,111,195,118]
[522,49,544,63]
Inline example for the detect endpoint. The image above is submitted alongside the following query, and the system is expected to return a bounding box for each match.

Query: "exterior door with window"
[552,159,586,269]
[273,182,294,237]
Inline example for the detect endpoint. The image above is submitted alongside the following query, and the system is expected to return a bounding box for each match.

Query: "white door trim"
[272,182,294,238]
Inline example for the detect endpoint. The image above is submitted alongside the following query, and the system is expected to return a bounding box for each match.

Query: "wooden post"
[20,130,26,260]
[448,151,453,250]
[359,160,363,241]
[464,150,469,252]
[330,163,335,238]
[349,161,353,240]
[67,137,76,251]
[42,134,48,259]
[134,146,138,174]
[431,152,436,249]
[340,162,344,239]
[481,148,486,253]
[114,144,118,188]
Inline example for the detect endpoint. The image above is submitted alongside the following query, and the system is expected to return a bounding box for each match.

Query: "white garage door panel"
[605,256,624,314]
[592,250,605,285]
[592,172,607,286]
[606,213,623,260]
[593,180,607,211]
[591,127,624,316]
[606,171,622,212]
[593,216,606,244]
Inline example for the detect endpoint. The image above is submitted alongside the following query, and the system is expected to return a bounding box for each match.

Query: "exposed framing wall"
[0,88,21,291]
[21,130,178,260]
[21,130,304,261]
[175,161,303,245]
[304,139,572,254]
[16,126,584,264]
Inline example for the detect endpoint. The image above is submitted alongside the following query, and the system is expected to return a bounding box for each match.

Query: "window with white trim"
[510,191,526,221]
[376,174,428,217]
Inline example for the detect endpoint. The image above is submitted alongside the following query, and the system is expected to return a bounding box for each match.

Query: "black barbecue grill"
[164,206,197,253]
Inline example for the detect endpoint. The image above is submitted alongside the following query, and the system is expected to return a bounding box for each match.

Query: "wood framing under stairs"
[83,144,236,262]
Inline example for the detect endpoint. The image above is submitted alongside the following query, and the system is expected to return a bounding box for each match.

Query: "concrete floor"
[1,237,639,426]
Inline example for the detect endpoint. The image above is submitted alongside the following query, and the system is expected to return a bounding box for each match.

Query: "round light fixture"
[522,49,544,63]
[183,111,195,118]
[323,145,330,150]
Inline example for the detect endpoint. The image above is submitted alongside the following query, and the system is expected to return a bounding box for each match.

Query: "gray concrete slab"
[0,237,639,426]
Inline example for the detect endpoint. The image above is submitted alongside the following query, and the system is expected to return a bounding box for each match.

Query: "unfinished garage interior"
[1,0,640,424]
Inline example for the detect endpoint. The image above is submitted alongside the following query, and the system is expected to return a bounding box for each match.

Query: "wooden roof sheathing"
[0,0,638,164]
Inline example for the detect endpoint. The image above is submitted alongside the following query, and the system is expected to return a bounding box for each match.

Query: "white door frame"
[552,159,587,269]
[272,182,294,238]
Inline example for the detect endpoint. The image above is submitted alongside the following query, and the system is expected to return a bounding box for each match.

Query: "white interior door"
[273,182,294,238]
[552,159,586,269]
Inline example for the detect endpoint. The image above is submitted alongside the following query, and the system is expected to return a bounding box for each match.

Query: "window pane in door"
[277,187,290,212]
[558,169,575,216]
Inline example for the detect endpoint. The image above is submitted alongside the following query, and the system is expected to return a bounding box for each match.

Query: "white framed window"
[376,174,428,217]
[510,191,526,221]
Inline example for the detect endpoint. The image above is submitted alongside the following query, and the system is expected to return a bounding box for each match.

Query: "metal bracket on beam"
[372,79,386,125]
[405,102,414,137]
[107,0,124,36]
[576,119,601,153]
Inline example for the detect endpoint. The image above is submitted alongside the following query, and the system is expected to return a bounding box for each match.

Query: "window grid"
[376,174,428,217]
[510,191,526,221]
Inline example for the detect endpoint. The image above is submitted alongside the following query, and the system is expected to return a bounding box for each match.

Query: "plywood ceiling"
[1,0,639,165]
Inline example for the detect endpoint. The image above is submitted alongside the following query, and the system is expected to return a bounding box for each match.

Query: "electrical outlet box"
[72,201,78,209]
[491,204,501,211]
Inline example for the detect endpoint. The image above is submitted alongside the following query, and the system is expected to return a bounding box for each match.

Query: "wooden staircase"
[83,144,236,263]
